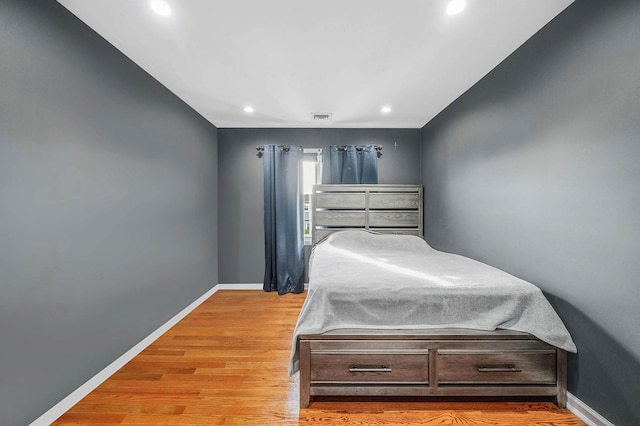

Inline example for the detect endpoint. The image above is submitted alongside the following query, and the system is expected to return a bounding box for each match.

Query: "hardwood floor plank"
[119,414,225,425]
[66,403,186,415]
[53,412,126,424]
[52,290,584,425]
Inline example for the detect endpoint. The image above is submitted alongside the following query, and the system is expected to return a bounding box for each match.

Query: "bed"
[290,184,576,408]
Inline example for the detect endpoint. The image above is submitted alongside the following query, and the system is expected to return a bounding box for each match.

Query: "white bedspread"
[289,231,576,375]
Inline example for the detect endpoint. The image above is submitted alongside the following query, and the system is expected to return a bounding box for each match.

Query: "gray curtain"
[321,144,378,184]
[262,145,305,295]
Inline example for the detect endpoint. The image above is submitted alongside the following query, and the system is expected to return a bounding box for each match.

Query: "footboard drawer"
[311,351,429,384]
[309,340,429,384]
[437,350,556,384]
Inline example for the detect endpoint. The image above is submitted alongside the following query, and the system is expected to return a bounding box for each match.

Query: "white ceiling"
[56,0,573,129]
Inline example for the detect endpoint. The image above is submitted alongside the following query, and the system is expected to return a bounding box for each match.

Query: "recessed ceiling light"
[446,0,466,15]
[244,106,254,113]
[381,106,391,113]
[150,0,171,16]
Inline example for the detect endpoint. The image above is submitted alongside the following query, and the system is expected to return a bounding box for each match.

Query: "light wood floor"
[53,290,585,425]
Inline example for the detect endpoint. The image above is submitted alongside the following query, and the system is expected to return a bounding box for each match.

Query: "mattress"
[289,231,576,375]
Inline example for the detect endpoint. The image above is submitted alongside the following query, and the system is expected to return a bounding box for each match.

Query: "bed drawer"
[437,350,556,384]
[310,350,428,384]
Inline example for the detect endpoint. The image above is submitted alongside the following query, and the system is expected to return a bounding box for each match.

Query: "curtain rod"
[255,145,297,158]
[256,145,383,158]
[330,145,383,152]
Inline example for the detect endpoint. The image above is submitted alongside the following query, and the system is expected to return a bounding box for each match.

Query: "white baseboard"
[30,284,222,426]
[218,283,309,290]
[217,283,263,290]
[567,392,614,426]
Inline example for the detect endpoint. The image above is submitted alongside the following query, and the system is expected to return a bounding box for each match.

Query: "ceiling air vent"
[311,113,332,122]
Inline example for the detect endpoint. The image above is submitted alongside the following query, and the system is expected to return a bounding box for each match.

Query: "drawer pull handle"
[477,365,522,373]
[349,365,392,373]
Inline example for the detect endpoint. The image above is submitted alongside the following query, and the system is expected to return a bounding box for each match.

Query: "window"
[303,149,321,245]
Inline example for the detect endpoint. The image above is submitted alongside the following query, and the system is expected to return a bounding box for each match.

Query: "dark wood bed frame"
[299,184,567,408]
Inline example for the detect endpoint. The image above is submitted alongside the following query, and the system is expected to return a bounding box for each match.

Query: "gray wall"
[218,128,421,283]
[421,0,640,424]
[0,1,218,424]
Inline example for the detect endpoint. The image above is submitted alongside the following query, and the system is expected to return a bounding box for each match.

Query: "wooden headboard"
[311,184,423,245]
